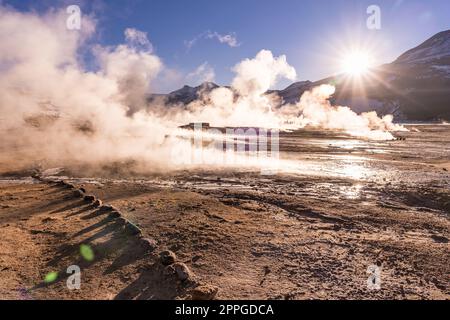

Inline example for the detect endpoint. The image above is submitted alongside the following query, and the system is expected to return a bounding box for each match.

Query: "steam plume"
[0,6,406,174]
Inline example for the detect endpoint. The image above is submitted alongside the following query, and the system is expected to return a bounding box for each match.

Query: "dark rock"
[108,211,121,219]
[56,181,74,189]
[73,190,84,198]
[83,195,96,203]
[125,222,142,236]
[263,265,271,275]
[159,250,177,265]
[431,235,449,243]
[173,262,193,281]
[163,264,176,277]
[99,205,116,212]
[93,199,102,207]
[116,217,127,225]
[31,173,42,181]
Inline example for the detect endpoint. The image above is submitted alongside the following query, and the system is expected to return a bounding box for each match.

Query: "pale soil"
[0,125,449,300]
[0,182,150,299]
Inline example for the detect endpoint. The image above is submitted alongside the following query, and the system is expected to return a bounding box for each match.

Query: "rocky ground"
[0,125,449,300]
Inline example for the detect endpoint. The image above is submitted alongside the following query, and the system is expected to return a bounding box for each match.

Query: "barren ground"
[0,125,449,300]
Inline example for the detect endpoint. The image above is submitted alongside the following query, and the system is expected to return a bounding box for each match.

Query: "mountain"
[167,82,220,105]
[381,30,450,120]
[273,30,450,121]
[270,81,313,104]
[395,30,450,65]
[154,30,450,121]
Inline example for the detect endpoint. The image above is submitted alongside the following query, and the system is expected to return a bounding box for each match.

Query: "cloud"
[186,62,215,84]
[232,49,297,96]
[124,27,153,52]
[184,31,240,51]
[205,31,239,47]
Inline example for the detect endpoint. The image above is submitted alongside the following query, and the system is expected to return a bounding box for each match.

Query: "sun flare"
[340,51,373,76]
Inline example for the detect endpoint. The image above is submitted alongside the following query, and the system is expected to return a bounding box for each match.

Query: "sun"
[340,50,373,76]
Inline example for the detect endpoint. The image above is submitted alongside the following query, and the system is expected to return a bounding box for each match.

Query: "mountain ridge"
[152,30,450,121]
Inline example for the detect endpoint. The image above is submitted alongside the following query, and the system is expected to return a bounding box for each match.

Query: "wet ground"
[0,125,449,299]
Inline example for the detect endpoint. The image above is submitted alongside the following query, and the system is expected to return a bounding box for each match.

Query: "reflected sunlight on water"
[274,155,373,180]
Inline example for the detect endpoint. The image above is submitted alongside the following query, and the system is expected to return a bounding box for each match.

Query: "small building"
[179,122,210,130]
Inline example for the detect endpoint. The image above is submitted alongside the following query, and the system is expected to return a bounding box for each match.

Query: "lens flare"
[340,51,373,76]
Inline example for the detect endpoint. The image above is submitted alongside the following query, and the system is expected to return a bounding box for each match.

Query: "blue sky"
[2,0,450,92]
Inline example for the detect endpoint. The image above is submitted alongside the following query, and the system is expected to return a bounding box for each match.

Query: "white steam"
[167,51,404,140]
[0,7,169,171]
[287,85,406,140]
[167,50,296,127]
[0,6,406,174]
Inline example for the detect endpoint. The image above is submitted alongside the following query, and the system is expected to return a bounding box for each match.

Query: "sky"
[2,0,450,92]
